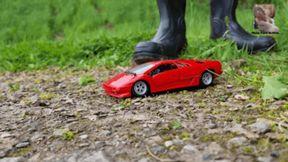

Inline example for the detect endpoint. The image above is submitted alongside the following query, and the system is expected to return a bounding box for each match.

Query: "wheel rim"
[134,81,148,96]
[202,72,213,85]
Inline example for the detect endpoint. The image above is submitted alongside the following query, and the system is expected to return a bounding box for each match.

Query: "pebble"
[145,135,163,146]
[181,144,199,154]
[64,150,112,162]
[100,130,112,137]
[172,138,184,146]
[245,103,256,108]
[53,128,68,137]
[0,150,6,158]
[248,118,271,134]
[257,156,273,162]
[15,142,30,148]
[94,141,106,149]
[1,132,15,138]
[150,146,165,154]
[138,158,149,162]
[30,95,39,104]
[0,157,24,162]
[270,151,279,158]
[207,122,217,129]
[79,134,88,140]
[30,133,44,142]
[227,85,233,89]
[234,94,250,101]
[79,143,90,148]
[227,137,247,148]
[164,141,173,147]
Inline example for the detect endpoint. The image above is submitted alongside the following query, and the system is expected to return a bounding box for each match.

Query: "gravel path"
[0,68,287,162]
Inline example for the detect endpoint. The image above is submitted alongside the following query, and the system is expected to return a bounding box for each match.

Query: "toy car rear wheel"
[132,81,149,97]
[200,71,213,87]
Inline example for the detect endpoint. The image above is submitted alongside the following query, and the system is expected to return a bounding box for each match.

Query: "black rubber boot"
[133,0,187,65]
[210,0,276,53]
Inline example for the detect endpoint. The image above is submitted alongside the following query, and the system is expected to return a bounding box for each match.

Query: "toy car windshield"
[125,63,154,75]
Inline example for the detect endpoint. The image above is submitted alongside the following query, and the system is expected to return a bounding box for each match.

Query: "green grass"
[0,0,287,87]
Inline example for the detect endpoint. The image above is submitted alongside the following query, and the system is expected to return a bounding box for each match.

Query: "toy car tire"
[200,71,214,87]
[132,81,149,97]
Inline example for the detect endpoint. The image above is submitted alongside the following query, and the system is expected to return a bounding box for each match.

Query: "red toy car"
[103,60,222,98]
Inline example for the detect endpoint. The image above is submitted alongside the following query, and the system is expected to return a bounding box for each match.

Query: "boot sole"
[249,42,277,54]
[132,53,176,65]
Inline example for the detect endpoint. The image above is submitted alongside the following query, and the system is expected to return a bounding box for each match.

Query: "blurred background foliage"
[0,0,287,72]
[0,0,286,44]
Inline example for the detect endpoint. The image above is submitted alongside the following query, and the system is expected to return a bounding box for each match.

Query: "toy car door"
[176,62,199,86]
[149,63,181,92]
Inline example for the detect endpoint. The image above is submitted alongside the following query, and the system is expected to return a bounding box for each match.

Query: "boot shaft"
[156,0,186,30]
[154,0,186,40]
[157,0,186,18]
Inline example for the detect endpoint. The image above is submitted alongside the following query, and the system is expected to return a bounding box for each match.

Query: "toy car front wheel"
[132,81,149,97]
[200,71,213,87]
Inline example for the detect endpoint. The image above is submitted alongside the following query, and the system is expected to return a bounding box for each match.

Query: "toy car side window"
[176,63,189,67]
[150,64,177,76]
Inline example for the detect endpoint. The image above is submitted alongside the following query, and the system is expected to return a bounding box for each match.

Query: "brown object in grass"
[253,4,279,33]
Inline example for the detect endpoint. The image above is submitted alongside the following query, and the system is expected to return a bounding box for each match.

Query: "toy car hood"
[103,72,137,88]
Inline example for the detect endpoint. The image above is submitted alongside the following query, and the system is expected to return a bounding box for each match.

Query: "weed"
[8,146,32,157]
[79,75,96,86]
[39,92,56,101]
[8,83,20,92]
[170,120,182,130]
[63,131,75,141]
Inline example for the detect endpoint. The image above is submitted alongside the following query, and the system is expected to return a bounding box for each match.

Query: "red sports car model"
[103,60,222,98]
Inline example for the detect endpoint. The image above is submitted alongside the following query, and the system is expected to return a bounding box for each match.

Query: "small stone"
[15,142,30,148]
[30,133,43,142]
[0,157,24,162]
[150,146,165,154]
[181,144,199,154]
[172,139,184,146]
[28,153,40,162]
[229,59,247,69]
[245,103,256,108]
[207,142,224,154]
[74,151,112,162]
[138,158,149,162]
[215,160,231,162]
[80,134,88,140]
[132,98,142,104]
[207,122,217,129]
[248,119,271,134]
[227,85,233,89]
[79,143,90,148]
[164,141,173,147]
[85,115,98,121]
[1,132,15,138]
[257,156,273,162]
[227,137,247,148]
[100,130,112,137]
[94,141,106,149]
[0,150,6,158]
[227,124,259,140]
[145,136,163,146]
[270,151,279,158]
[202,154,213,161]
[30,95,39,104]
[235,94,250,101]
[53,128,68,137]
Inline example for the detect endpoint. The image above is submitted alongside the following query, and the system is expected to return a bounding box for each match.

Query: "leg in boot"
[210,0,276,53]
[133,0,187,65]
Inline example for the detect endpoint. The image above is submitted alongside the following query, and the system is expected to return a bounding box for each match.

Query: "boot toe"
[134,41,163,55]
[133,41,165,65]
[254,36,276,52]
